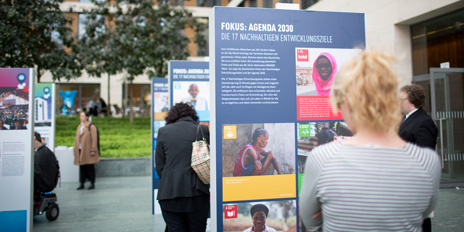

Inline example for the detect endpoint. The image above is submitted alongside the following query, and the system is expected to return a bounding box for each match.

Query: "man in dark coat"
[399,85,438,150]
[34,132,60,193]
[399,85,438,232]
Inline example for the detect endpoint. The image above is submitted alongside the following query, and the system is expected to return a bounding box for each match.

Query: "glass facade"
[122,83,151,117]
[55,84,100,115]
[411,8,464,76]
[412,8,464,186]
[197,0,221,7]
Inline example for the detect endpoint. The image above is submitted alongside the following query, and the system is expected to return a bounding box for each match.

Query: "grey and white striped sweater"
[300,141,441,232]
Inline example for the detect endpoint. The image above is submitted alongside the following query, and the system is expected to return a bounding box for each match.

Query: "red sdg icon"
[224,205,238,219]
[297,49,309,61]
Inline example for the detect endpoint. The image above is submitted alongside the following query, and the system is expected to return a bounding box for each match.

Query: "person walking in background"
[312,52,337,96]
[155,102,210,232]
[399,84,439,232]
[74,111,100,190]
[87,96,98,116]
[300,51,441,231]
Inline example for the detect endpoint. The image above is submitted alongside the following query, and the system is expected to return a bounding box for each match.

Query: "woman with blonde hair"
[300,51,441,231]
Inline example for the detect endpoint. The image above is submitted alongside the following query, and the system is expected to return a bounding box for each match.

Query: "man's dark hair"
[165,102,199,124]
[250,204,269,217]
[401,85,425,108]
[252,128,267,144]
[34,131,41,142]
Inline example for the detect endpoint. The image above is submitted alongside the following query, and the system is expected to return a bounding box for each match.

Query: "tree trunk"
[107,73,111,116]
[122,81,127,118]
[36,67,42,83]
[129,80,134,124]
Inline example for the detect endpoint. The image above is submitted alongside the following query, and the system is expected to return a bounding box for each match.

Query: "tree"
[271,200,296,223]
[0,0,81,82]
[78,0,207,121]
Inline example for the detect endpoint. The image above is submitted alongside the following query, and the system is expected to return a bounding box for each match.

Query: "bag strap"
[88,123,93,144]
[196,124,207,143]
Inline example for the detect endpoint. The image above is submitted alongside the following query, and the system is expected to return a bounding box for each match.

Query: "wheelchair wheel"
[46,203,59,221]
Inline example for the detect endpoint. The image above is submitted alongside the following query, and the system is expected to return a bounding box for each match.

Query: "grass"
[55,116,151,158]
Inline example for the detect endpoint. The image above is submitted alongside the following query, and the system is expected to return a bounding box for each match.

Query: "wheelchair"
[34,191,60,221]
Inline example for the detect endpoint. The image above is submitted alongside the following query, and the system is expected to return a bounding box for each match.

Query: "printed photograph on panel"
[154,92,170,113]
[223,200,297,232]
[34,84,53,127]
[0,72,30,131]
[297,121,352,174]
[222,123,295,177]
[296,48,361,96]
[297,122,353,232]
[173,81,210,111]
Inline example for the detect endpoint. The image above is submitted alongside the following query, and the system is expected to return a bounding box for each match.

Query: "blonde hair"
[330,50,401,132]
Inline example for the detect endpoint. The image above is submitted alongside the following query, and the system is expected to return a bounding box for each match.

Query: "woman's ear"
[343,97,353,114]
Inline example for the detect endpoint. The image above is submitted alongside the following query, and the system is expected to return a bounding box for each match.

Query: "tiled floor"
[33,176,464,232]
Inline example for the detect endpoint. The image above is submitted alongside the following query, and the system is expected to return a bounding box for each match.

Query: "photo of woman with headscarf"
[296,48,359,97]
[312,52,337,96]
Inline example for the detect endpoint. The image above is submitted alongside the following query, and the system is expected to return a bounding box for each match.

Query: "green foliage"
[77,0,207,80]
[56,116,151,158]
[0,0,82,82]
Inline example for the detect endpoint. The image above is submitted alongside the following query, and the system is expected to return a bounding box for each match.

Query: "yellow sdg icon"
[223,125,237,139]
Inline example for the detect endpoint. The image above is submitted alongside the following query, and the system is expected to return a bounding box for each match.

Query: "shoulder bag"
[191,124,210,185]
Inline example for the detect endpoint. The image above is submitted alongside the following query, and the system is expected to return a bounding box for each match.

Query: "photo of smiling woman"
[296,48,360,97]
[312,52,337,96]
[223,200,297,232]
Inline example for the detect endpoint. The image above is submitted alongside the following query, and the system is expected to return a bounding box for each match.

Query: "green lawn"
[55,116,151,158]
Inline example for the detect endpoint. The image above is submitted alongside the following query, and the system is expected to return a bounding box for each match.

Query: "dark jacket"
[34,144,60,192]
[399,108,438,150]
[155,116,210,201]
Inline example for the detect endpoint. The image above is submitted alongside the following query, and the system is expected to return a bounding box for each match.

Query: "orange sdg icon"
[223,125,236,139]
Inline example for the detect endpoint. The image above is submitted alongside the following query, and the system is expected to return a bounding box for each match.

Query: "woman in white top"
[299,51,441,231]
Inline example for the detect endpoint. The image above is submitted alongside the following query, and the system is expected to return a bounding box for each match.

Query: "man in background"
[399,85,438,150]
[399,85,438,232]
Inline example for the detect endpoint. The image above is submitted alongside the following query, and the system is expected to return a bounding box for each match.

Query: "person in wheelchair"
[34,132,60,221]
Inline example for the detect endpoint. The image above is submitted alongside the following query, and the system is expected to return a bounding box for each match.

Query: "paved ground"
[33,176,464,232]
[33,176,166,232]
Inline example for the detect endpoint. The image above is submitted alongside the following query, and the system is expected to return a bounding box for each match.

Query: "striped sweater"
[299,141,441,231]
